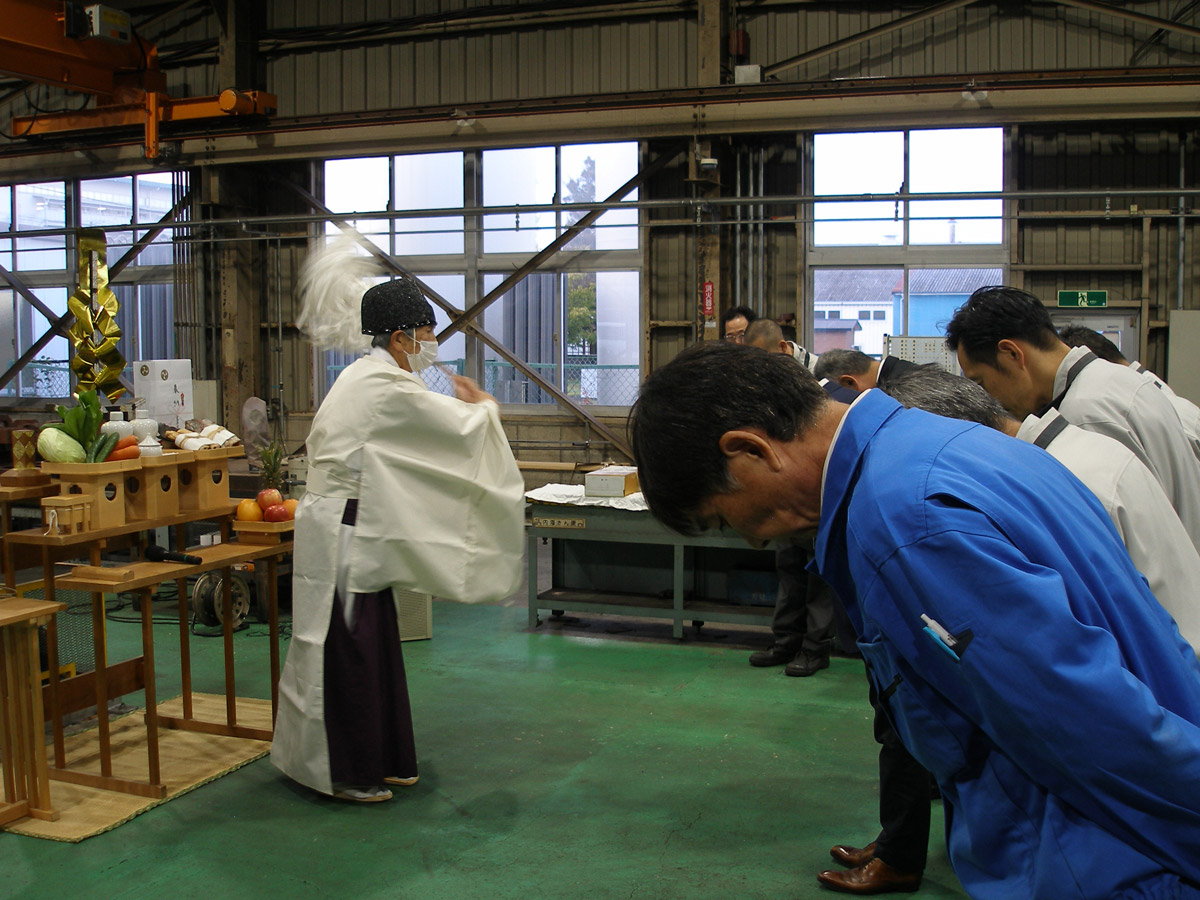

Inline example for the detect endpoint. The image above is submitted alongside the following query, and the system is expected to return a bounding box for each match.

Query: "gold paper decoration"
[68,229,126,402]
[11,429,35,469]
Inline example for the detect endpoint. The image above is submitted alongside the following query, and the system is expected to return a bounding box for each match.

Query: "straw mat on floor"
[2,693,271,842]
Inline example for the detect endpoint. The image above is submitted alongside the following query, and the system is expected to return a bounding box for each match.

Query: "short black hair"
[719,305,758,334]
[744,318,783,347]
[629,342,829,535]
[1058,324,1127,364]
[944,285,1061,366]
[813,348,875,381]
[881,363,1011,431]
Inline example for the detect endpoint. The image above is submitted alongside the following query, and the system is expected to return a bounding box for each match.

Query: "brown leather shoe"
[817,858,922,894]
[829,841,877,868]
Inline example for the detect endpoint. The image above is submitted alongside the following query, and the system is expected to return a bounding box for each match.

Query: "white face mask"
[405,333,439,372]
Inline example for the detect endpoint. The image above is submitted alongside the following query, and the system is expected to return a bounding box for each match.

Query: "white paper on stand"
[134,359,193,430]
[524,483,648,511]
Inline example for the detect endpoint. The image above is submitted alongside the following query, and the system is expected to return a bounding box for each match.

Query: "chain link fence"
[0,361,73,399]
[484,359,638,406]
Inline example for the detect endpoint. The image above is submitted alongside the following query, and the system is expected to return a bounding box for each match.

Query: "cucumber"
[88,432,119,464]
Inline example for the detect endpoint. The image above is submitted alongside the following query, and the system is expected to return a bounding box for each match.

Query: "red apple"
[257,488,284,510]
[263,502,292,522]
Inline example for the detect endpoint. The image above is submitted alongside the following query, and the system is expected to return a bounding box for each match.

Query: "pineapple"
[257,440,286,494]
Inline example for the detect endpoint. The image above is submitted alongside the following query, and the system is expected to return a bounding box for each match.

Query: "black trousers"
[868,675,931,873]
[770,543,836,654]
[323,588,418,786]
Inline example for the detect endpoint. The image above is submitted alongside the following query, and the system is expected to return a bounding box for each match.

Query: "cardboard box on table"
[584,465,640,498]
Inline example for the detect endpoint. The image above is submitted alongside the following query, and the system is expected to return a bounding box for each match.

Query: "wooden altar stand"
[5,505,291,801]
[0,595,65,825]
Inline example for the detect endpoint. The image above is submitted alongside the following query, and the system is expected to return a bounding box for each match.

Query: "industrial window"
[394,153,464,256]
[0,174,183,400]
[320,143,642,407]
[482,147,557,253]
[807,127,1006,358]
[14,182,66,270]
[813,128,1003,247]
[481,270,640,406]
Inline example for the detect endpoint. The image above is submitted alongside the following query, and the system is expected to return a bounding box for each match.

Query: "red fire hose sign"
[701,281,715,316]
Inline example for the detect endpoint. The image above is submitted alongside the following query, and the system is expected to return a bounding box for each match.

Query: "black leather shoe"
[785,650,830,677]
[829,841,877,868]
[749,644,796,667]
[817,858,922,895]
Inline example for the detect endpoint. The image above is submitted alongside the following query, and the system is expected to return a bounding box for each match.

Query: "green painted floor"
[5,598,970,900]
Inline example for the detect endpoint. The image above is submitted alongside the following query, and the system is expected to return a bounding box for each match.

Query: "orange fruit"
[237,497,264,521]
[283,498,299,518]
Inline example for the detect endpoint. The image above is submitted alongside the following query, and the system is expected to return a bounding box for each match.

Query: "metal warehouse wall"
[8,2,1197,130]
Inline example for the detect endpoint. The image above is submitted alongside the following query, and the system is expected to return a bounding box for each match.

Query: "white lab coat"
[1055,345,1200,552]
[1128,359,1200,460]
[1017,409,1200,654]
[270,351,524,795]
[786,341,819,373]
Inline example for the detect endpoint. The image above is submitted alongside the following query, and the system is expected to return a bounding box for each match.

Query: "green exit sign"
[1058,290,1108,308]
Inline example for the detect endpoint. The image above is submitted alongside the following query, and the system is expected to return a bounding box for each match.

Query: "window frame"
[805,127,1009,354]
[316,143,645,410]
[0,174,182,401]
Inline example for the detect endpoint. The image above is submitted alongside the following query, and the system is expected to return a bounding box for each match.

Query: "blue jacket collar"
[814,389,905,568]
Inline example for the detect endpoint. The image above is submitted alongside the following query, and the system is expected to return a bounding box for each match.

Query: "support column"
[696,0,728,340]
[697,0,729,88]
[203,167,262,430]
[215,0,263,91]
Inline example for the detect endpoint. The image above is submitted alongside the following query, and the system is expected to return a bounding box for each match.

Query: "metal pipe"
[734,146,742,309]
[757,146,765,316]
[741,149,749,310]
[5,185,1200,242]
[1180,135,1187,311]
[277,235,286,441]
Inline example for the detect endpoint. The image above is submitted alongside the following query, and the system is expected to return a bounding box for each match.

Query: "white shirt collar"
[369,345,400,368]
[1052,344,1091,398]
[820,389,872,505]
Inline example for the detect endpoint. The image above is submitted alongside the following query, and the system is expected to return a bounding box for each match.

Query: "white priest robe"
[271,350,525,795]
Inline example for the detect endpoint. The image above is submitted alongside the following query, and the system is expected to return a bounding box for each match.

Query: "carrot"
[105,444,141,461]
[114,434,140,451]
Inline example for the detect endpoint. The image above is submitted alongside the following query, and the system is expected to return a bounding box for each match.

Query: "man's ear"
[995,338,1026,371]
[717,429,784,471]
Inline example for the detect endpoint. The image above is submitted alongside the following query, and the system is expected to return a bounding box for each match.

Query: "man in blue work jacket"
[629,341,1200,900]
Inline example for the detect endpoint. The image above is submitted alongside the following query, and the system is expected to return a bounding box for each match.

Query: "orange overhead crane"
[0,0,276,158]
